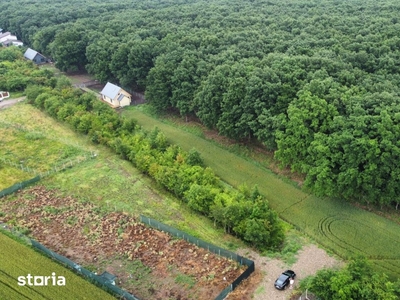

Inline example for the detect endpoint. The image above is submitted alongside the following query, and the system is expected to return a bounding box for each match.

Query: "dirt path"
[0,97,25,109]
[233,244,342,299]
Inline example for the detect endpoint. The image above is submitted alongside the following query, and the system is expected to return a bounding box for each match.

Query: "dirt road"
[0,97,25,109]
[232,244,342,299]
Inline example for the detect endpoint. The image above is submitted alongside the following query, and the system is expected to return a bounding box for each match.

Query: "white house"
[0,32,23,47]
[100,82,131,108]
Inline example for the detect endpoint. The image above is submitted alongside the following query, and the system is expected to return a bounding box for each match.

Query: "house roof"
[100,82,122,100]
[0,32,11,39]
[2,39,23,46]
[24,48,39,60]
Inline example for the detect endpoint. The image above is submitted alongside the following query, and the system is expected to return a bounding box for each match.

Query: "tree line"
[1,0,400,206]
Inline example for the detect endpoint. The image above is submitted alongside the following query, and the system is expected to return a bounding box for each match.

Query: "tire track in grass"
[278,194,310,215]
[317,216,400,275]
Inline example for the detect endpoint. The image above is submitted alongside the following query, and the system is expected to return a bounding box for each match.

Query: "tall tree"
[49,26,88,72]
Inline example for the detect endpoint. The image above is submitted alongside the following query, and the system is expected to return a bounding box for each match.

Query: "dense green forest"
[2,0,400,207]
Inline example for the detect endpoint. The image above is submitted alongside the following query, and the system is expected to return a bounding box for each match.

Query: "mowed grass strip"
[123,107,400,278]
[0,232,115,300]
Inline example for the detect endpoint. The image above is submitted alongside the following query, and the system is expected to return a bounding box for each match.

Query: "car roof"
[283,270,295,275]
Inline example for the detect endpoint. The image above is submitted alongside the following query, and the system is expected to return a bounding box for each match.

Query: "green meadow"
[122,107,400,279]
[0,231,115,300]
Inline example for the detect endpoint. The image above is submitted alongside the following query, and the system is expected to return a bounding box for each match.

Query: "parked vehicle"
[274,270,296,290]
[0,91,10,102]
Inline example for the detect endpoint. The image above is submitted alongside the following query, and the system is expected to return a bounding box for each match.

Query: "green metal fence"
[0,176,41,198]
[30,239,140,300]
[139,215,255,300]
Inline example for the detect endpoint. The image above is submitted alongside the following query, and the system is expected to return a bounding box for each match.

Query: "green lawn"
[0,166,32,190]
[0,231,115,300]
[122,107,400,279]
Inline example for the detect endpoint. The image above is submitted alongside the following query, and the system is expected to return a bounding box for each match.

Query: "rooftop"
[100,82,121,100]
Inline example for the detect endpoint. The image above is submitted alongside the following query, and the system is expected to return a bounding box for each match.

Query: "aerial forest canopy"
[2,0,400,207]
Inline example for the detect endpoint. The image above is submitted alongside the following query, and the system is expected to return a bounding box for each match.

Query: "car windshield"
[276,274,287,284]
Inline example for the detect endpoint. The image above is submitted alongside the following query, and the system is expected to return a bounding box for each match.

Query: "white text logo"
[17,273,66,286]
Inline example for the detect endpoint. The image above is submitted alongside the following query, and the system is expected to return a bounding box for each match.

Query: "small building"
[0,32,23,47]
[2,39,23,47]
[23,48,47,64]
[100,82,131,108]
[0,32,13,43]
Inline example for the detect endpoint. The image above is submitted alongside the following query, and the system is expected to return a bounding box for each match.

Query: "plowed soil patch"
[1,186,248,299]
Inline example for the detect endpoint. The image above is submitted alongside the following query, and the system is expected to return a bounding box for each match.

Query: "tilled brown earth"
[1,186,250,299]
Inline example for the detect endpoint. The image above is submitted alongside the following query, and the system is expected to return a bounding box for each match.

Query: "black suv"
[274,270,296,290]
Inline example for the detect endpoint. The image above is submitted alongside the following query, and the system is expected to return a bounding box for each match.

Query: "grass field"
[0,231,115,300]
[122,107,400,279]
[0,166,32,190]
[0,104,93,174]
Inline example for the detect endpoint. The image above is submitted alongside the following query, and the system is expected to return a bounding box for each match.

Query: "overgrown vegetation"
[0,49,283,251]
[0,47,56,90]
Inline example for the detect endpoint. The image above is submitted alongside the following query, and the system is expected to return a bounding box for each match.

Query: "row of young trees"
[2,0,400,206]
[19,67,283,250]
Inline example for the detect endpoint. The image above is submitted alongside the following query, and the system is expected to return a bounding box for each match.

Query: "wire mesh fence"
[30,239,140,300]
[139,215,255,300]
[0,176,41,198]
[0,219,139,299]
[0,153,96,178]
